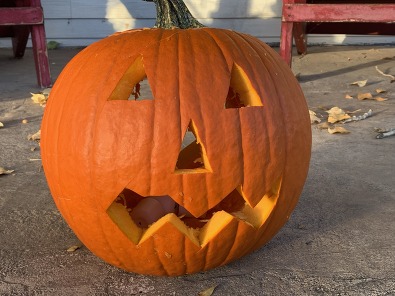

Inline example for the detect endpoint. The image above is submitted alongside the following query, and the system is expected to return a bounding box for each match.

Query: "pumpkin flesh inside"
[106,178,281,247]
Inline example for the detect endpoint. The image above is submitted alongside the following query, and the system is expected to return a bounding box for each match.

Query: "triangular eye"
[175,120,212,174]
[108,56,154,101]
[225,63,262,109]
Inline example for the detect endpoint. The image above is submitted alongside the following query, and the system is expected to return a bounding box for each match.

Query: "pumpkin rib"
[203,30,247,195]
[152,236,171,276]
[199,29,247,210]
[194,29,248,212]
[240,36,293,244]
[221,31,284,207]
[267,46,310,220]
[146,29,167,196]
[49,41,110,242]
[239,34,310,250]
[88,39,144,265]
[216,219,240,268]
[178,29,211,213]
[228,33,293,251]
[200,29,233,71]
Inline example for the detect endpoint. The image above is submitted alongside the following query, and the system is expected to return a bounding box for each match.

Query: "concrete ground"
[0,45,394,296]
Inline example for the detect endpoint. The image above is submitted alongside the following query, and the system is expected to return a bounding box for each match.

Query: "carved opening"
[175,120,212,174]
[106,178,281,247]
[108,56,154,101]
[225,63,263,109]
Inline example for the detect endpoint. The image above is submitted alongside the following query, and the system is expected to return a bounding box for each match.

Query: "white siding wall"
[1,0,395,47]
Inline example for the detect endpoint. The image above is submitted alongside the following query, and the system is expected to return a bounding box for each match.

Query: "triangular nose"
[175,120,212,174]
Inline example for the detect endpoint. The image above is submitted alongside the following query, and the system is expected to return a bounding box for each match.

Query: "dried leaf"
[376,88,386,94]
[375,97,388,102]
[357,93,373,100]
[345,94,353,99]
[67,245,82,252]
[328,127,350,134]
[317,122,330,130]
[350,79,368,87]
[0,167,14,175]
[326,107,350,123]
[199,285,217,296]
[0,122,3,128]
[28,130,41,141]
[31,93,47,106]
[309,110,321,124]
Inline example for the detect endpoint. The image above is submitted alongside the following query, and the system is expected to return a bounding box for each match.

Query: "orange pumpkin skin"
[41,27,311,276]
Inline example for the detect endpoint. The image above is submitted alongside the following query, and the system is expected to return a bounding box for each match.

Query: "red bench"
[280,0,395,66]
[0,0,51,87]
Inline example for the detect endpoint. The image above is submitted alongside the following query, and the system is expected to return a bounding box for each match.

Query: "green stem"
[144,0,205,29]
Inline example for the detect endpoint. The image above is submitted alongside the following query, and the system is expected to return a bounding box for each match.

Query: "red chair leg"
[31,24,51,87]
[11,26,29,58]
[280,21,294,67]
[293,22,307,55]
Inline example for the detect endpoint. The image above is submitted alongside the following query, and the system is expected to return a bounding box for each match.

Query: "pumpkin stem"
[144,0,205,29]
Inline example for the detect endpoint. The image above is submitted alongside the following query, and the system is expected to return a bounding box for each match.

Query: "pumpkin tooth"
[139,213,200,247]
[106,202,143,245]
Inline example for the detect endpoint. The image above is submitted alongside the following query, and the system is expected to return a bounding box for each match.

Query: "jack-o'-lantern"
[41,0,311,276]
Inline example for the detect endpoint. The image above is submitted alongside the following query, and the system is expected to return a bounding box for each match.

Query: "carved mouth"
[106,178,281,248]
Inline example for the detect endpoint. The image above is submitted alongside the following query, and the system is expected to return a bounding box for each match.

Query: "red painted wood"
[11,26,29,57]
[280,22,294,67]
[30,0,51,87]
[306,22,395,35]
[0,0,51,87]
[31,24,51,87]
[283,4,395,23]
[280,1,395,66]
[293,23,307,55]
[0,7,43,25]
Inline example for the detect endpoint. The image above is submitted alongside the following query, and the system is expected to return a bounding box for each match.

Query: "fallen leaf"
[0,167,14,175]
[376,89,386,94]
[357,93,373,100]
[31,93,47,106]
[326,107,351,123]
[67,245,82,252]
[317,122,330,130]
[0,122,3,128]
[375,97,388,102]
[350,79,368,87]
[28,130,41,141]
[328,127,350,134]
[345,94,353,99]
[199,285,217,296]
[309,110,321,124]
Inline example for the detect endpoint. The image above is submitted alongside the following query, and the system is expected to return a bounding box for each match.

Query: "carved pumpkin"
[41,0,311,276]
